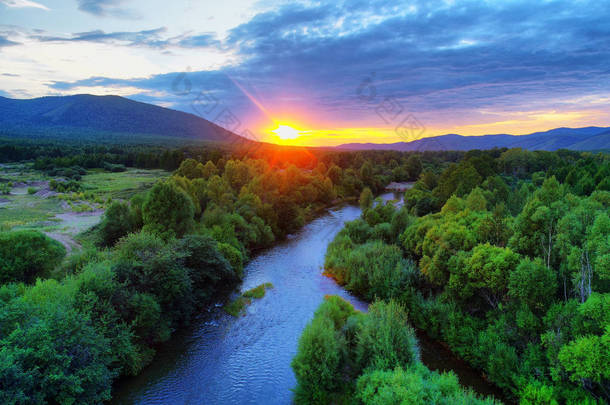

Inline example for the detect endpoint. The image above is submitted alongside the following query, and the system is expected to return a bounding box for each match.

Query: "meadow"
[0,163,168,249]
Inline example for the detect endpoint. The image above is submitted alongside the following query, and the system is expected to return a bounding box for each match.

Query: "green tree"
[508,258,557,313]
[360,187,374,210]
[175,158,205,179]
[142,181,195,238]
[99,201,135,246]
[0,230,66,284]
[292,298,348,404]
[405,154,423,180]
[356,300,418,371]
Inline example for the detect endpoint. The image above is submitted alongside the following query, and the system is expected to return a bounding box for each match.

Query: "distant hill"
[336,127,610,151]
[0,94,245,143]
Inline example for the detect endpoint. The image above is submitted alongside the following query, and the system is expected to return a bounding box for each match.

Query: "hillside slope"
[0,94,244,143]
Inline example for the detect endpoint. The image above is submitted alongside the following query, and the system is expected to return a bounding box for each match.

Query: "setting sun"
[271,124,301,140]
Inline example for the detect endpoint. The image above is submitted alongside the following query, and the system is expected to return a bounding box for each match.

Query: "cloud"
[35,27,169,48]
[0,35,20,47]
[8,0,610,137]
[0,0,49,10]
[177,34,220,48]
[33,27,222,50]
[76,0,135,18]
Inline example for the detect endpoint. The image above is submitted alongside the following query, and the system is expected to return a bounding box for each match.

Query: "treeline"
[292,296,498,404]
[2,134,464,174]
[0,145,423,404]
[321,148,609,403]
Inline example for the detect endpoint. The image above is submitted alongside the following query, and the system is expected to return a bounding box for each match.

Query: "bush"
[0,280,113,404]
[0,230,66,284]
[326,239,417,301]
[99,201,135,247]
[177,234,237,303]
[356,364,497,405]
[114,232,194,327]
[292,298,349,404]
[142,181,195,239]
[50,179,82,193]
[217,242,244,278]
[356,300,419,371]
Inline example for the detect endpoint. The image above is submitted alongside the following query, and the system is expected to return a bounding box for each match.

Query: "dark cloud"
[46,0,610,128]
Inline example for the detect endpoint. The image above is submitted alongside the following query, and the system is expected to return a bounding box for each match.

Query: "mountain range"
[0,94,244,144]
[336,127,610,151]
[0,94,608,151]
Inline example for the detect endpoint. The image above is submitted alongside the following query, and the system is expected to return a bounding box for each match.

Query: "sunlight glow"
[271,124,301,141]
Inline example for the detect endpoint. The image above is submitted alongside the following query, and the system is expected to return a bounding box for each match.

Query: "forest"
[295,148,609,404]
[1,140,608,404]
[0,139,443,403]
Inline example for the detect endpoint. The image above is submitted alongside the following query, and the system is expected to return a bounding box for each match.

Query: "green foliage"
[0,280,113,404]
[508,258,557,313]
[322,149,610,403]
[217,242,244,278]
[225,283,274,316]
[291,296,355,404]
[142,180,195,239]
[99,201,136,246]
[0,230,66,284]
[356,300,418,371]
[558,326,610,384]
[242,282,273,299]
[292,297,494,404]
[359,187,374,210]
[356,364,497,405]
[175,158,206,179]
[177,234,236,302]
[448,243,520,309]
[224,296,251,317]
[326,238,417,301]
[50,179,82,193]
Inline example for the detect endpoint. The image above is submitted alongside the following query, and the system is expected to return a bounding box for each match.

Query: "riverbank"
[112,191,509,404]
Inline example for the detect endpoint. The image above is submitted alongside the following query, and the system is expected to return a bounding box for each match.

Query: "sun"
[271,124,301,140]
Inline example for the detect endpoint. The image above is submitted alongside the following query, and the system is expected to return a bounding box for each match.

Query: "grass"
[0,166,168,248]
[80,168,168,200]
[225,282,274,316]
[224,297,252,317]
[242,282,274,299]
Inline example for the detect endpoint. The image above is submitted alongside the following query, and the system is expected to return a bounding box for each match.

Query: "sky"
[1,0,610,146]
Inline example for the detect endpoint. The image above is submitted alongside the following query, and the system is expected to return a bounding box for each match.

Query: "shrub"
[292,316,344,404]
[177,234,237,303]
[356,300,419,372]
[99,201,135,247]
[142,181,195,239]
[356,364,497,405]
[0,230,66,284]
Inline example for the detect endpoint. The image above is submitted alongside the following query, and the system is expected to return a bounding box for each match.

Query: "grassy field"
[0,164,168,250]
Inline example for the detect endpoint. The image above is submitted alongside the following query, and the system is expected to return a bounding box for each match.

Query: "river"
[112,191,507,404]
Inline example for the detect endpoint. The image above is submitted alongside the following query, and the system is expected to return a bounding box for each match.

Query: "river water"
[113,191,507,404]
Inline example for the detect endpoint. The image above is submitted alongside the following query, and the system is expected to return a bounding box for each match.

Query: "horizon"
[2,0,610,146]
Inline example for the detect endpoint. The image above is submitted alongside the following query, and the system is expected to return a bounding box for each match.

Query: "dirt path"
[44,231,81,254]
[44,210,104,254]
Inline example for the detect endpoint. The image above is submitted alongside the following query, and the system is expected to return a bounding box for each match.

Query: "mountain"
[337,127,610,151]
[0,94,245,143]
